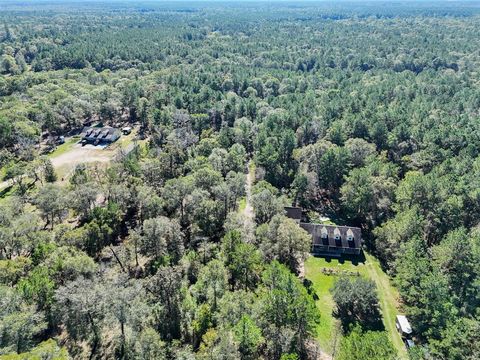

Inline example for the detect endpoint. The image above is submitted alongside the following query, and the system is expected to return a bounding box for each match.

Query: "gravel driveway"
[51,144,111,168]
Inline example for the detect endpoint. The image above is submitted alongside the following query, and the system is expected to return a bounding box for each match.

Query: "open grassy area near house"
[304,254,407,359]
[108,129,138,151]
[48,136,80,158]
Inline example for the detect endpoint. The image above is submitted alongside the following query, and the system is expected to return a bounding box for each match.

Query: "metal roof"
[81,126,120,142]
[284,206,302,221]
[301,223,362,250]
[396,315,412,334]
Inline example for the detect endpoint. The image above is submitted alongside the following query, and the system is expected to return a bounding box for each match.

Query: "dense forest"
[1,1,480,359]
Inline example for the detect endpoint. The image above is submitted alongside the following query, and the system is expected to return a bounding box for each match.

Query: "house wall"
[311,244,361,256]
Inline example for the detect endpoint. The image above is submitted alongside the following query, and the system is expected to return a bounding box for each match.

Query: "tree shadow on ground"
[312,251,366,266]
[333,307,385,333]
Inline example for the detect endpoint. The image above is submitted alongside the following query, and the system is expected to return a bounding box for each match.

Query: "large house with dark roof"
[284,206,363,256]
[81,126,121,145]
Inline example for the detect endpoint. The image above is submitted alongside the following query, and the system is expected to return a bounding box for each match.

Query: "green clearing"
[107,128,142,152]
[304,254,407,359]
[48,136,80,158]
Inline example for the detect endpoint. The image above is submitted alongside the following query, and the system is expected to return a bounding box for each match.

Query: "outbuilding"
[395,315,413,337]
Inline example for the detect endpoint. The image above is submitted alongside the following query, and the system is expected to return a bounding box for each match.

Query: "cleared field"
[49,130,139,180]
[0,129,141,192]
[304,254,407,359]
[50,143,112,180]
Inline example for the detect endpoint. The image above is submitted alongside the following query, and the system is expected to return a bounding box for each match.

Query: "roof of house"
[284,206,302,221]
[300,222,362,250]
[396,315,412,334]
[283,206,362,251]
[81,126,120,142]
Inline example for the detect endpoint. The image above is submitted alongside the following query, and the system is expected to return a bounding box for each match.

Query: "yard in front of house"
[304,253,408,359]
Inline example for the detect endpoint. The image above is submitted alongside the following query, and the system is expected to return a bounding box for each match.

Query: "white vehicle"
[405,339,415,349]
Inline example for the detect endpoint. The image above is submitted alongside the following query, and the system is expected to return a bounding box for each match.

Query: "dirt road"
[364,254,408,359]
[51,143,113,180]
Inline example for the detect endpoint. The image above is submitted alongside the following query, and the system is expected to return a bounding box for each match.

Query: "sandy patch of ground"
[0,144,113,190]
[51,143,113,180]
[51,143,111,168]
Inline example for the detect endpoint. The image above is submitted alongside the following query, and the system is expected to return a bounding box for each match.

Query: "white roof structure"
[396,315,412,334]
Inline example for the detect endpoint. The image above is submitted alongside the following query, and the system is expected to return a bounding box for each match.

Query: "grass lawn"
[48,136,80,158]
[106,128,141,152]
[364,253,407,359]
[304,254,407,359]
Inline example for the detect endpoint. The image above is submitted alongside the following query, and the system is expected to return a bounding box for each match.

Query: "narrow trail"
[242,160,255,242]
[364,254,408,359]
